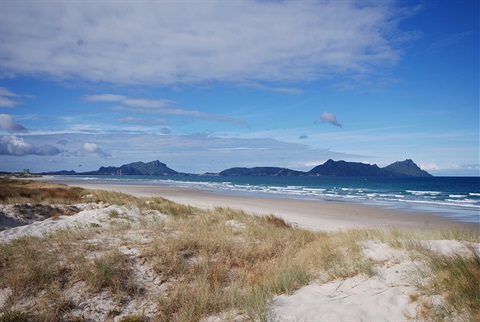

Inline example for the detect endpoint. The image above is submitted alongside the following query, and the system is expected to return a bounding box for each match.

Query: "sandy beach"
[40,177,479,232]
[2,177,478,321]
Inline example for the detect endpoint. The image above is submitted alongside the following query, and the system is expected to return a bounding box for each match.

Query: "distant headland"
[36,159,432,177]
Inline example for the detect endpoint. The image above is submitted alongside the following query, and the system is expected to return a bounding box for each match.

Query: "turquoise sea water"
[58,175,479,223]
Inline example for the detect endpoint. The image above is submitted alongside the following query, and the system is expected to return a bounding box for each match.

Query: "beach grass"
[408,243,480,321]
[0,178,479,321]
[0,178,84,204]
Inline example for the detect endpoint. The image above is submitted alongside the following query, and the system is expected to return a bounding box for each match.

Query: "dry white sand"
[2,177,478,321]
[273,239,479,321]
[0,201,170,243]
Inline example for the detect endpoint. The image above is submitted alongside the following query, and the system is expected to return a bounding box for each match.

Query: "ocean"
[61,175,479,223]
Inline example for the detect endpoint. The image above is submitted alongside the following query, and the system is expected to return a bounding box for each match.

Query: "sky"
[0,0,478,176]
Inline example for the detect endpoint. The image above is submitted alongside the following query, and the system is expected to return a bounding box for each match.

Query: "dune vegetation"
[0,178,478,321]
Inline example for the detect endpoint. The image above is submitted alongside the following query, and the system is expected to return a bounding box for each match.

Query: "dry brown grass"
[0,178,84,204]
[0,178,479,321]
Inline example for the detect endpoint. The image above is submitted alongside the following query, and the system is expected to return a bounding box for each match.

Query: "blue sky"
[0,0,478,175]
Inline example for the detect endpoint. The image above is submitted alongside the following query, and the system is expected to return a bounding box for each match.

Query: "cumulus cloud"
[0,1,405,86]
[320,112,343,128]
[85,94,247,125]
[0,114,28,133]
[83,142,100,153]
[0,136,61,156]
[82,142,110,157]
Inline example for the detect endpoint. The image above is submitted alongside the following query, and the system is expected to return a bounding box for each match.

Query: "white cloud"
[0,87,21,108]
[0,136,61,156]
[0,87,17,97]
[420,163,439,171]
[0,97,19,108]
[419,162,480,175]
[83,94,127,103]
[0,1,404,86]
[83,142,100,153]
[0,114,28,133]
[320,112,342,128]
[85,94,247,125]
[117,117,168,126]
[84,94,172,110]
[0,87,35,108]
[82,142,110,157]
[430,31,475,51]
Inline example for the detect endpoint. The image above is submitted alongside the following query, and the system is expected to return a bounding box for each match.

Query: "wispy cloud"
[241,82,305,95]
[0,1,404,87]
[0,114,28,133]
[430,31,476,51]
[117,117,168,126]
[84,94,172,110]
[84,94,248,125]
[320,112,343,128]
[0,87,22,108]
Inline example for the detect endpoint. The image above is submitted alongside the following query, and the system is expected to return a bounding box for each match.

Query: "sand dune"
[1,177,478,321]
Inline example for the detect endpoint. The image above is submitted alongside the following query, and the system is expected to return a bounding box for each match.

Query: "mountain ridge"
[44,160,179,176]
[383,159,432,177]
[219,167,305,176]
[41,159,432,177]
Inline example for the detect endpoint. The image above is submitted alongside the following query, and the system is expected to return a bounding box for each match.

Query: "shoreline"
[36,177,479,232]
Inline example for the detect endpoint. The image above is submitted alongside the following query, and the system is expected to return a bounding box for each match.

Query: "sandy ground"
[273,239,479,321]
[2,177,477,321]
[39,177,479,232]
